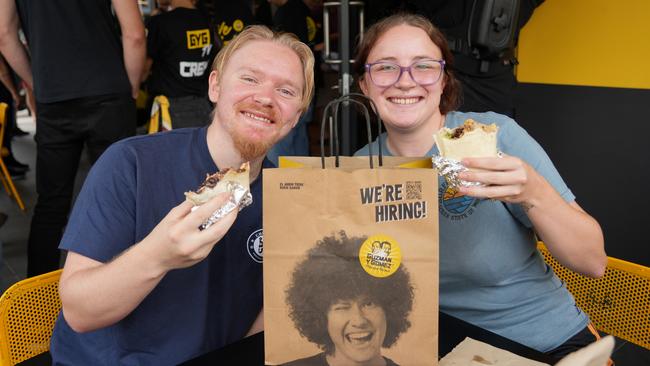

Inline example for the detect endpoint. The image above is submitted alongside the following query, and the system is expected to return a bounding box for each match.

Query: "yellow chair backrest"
[537,242,650,350]
[0,270,62,366]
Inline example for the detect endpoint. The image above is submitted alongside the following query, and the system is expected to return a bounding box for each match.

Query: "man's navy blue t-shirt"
[50,127,268,365]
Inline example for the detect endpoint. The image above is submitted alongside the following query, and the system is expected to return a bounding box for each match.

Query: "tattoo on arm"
[521,202,535,213]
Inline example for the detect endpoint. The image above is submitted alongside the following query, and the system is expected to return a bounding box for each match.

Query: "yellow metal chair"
[0,102,26,211]
[538,242,650,351]
[0,270,62,366]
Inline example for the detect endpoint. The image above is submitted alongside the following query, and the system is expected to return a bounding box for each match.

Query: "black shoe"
[4,156,30,173]
[9,172,26,181]
[7,164,27,178]
[6,162,29,174]
[13,126,29,136]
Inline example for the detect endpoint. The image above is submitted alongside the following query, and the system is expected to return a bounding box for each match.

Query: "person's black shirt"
[16,0,131,103]
[212,1,255,47]
[273,0,311,44]
[147,7,215,97]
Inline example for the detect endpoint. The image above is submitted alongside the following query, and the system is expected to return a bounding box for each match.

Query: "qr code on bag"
[405,181,422,200]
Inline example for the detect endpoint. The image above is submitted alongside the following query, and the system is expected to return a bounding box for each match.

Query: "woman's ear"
[441,72,447,92]
[359,76,369,95]
[208,70,220,103]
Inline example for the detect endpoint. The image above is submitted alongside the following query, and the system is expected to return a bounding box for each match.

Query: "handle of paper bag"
[319,93,384,169]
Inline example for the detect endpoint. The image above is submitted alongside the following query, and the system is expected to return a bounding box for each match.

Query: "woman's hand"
[457,153,543,210]
[457,153,606,277]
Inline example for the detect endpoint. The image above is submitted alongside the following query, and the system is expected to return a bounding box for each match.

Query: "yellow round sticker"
[233,19,244,32]
[359,234,402,278]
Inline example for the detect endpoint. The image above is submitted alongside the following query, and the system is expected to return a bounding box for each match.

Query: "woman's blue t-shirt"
[356,111,588,352]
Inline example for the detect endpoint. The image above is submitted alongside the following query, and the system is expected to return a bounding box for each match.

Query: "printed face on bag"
[359,24,446,132]
[209,40,304,159]
[326,296,387,365]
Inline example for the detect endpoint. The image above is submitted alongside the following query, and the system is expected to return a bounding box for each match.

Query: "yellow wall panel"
[517,0,650,89]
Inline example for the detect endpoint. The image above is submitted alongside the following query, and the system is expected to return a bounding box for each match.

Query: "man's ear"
[208,70,220,103]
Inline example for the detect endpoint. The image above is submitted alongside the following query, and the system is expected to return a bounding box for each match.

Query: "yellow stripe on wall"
[517,0,650,89]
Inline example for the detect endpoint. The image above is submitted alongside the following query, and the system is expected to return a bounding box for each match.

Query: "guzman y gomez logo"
[247,229,263,263]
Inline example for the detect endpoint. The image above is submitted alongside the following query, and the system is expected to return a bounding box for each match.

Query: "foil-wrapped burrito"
[432,152,504,189]
[198,182,252,231]
[432,119,500,189]
[431,155,483,189]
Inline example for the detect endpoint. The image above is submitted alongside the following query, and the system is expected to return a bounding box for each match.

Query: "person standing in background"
[151,0,172,16]
[145,0,215,129]
[269,0,311,44]
[0,0,146,277]
[210,0,255,48]
[252,0,273,27]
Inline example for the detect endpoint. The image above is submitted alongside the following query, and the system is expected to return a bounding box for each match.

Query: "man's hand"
[146,192,239,272]
[24,84,36,117]
[59,191,239,332]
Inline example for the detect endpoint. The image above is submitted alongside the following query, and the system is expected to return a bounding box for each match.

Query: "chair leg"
[0,169,9,194]
[0,158,26,211]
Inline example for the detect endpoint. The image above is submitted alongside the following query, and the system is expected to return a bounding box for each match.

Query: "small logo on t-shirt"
[438,181,478,221]
[186,29,210,49]
[233,19,244,32]
[247,229,263,263]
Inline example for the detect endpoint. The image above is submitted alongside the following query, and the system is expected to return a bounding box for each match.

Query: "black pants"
[27,93,135,276]
[545,323,612,364]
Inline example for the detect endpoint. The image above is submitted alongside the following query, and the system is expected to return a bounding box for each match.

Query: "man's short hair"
[211,25,315,112]
[286,231,414,354]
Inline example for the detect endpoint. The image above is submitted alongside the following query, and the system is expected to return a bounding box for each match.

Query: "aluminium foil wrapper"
[431,155,484,189]
[198,182,253,230]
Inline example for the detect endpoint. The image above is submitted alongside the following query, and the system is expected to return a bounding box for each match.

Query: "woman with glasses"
[354,13,607,362]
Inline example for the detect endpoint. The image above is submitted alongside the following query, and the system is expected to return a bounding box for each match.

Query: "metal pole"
[339,0,352,155]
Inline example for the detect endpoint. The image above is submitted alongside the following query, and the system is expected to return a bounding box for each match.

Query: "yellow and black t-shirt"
[212,2,254,48]
[147,7,215,98]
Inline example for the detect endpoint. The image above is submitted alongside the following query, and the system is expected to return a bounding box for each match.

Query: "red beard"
[231,133,274,161]
[229,102,282,161]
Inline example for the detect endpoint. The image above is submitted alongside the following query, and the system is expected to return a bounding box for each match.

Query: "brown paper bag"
[263,156,439,366]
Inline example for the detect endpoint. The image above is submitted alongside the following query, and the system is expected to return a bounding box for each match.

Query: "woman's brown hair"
[354,13,461,114]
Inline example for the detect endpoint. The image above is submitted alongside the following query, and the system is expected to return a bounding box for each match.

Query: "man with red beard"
[49,25,314,365]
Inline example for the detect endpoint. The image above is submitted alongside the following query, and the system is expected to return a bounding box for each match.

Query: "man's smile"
[241,110,274,124]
